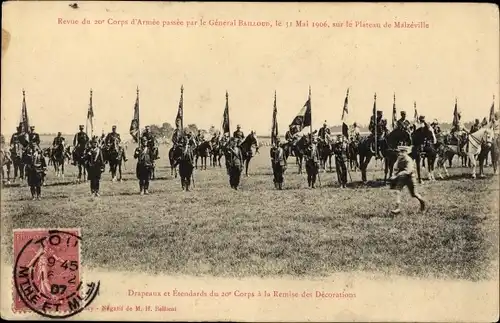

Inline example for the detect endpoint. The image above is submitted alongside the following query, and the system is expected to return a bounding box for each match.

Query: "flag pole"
[374,93,377,156]
[90,88,93,138]
[309,86,312,139]
[137,86,140,148]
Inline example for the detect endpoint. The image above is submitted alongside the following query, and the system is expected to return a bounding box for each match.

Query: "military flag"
[413,101,419,125]
[391,93,397,130]
[271,91,278,145]
[341,88,350,140]
[290,87,312,132]
[129,87,140,143]
[222,91,230,134]
[175,85,184,130]
[20,89,30,133]
[489,95,495,123]
[86,89,94,137]
[452,97,460,127]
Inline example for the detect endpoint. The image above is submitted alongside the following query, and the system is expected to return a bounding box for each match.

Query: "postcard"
[1,1,499,321]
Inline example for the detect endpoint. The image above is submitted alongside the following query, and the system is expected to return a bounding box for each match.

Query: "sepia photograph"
[1,1,499,321]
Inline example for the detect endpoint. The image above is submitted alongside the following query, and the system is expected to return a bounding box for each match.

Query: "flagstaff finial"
[226,91,228,99]
[414,101,416,107]
[309,86,311,97]
[346,88,349,97]
[181,85,184,94]
[22,89,25,98]
[374,93,377,100]
[455,97,457,104]
[393,92,396,102]
[136,86,139,95]
[90,88,93,97]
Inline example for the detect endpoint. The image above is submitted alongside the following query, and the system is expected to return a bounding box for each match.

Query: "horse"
[347,138,360,172]
[1,149,12,183]
[442,132,468,167]
[463,127,494,178]
[195,140,211,170]
[64,146,73,165]
[73,144,88,182]
[239,132,259,177]
[282,134,309,174]
[173,143,195,191]
[10,142,26,182]
[411,124,438,183]
[104,137,125,181]
[382,127,413,183]
[490,133,499,175]
[318,134,334,172]
[51,142,66,178]
[168,145,179,178]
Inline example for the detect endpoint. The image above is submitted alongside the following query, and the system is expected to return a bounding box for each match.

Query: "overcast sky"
[2,2,498,136]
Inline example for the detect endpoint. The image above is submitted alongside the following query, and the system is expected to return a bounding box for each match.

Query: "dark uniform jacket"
[396,118,411,132]
[233,130,245,140]
[318,127,331,140]
[27,150,47,174]
[86,147,105,170]
[28,132,41,146]
[74,131,90,148]
[305,144,320,163]
[134,146,153,167]
[105,132,121,146]
[226,144,244,168]
[141,132,156,148]
[270,146,287,167]
[52,136,65,147]
[470,124,481,133]
[333,141,348,161]
[369,116,388,138]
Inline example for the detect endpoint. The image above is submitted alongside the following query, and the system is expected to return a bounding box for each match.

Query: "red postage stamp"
[13,228,100,319]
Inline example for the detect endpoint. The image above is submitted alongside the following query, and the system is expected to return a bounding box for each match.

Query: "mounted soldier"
[350,122,361,143]
[317,121,331,142]
[304,135,320,188]
[11,125,29,148]
[134,137,154,195]
[85,138,105,197]
[171,127,182,147]
[333,134,349,188]
[396,111,411,133]
[28,126,41,148]
[52,132,66,150]
[369,110,388,159]
[141,125,159,164]
[285,124,300,156]
[72,125,90,165]
[233,124,245,144]
[470,118,481,133]
[99,130,106,147]
[24,141,47,200]
[270,137,287,190]
[105,125,128,161]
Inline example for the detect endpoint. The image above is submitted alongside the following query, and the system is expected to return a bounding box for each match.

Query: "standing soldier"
[304,136,321,188]
[390,146,426,215]
[225,137,244,190]
[333,134,349,188]
[28,126,41,148]
[25,141,47,200]
[369,110,388,159]
[134,137,154,195]
[270,137,287,190]
[72,125,89,165]
[85,138,105,197]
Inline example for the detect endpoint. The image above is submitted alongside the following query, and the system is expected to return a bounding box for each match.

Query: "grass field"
[1,141,499,281]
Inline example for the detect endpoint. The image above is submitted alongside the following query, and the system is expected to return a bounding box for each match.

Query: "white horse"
[464,127,494,178]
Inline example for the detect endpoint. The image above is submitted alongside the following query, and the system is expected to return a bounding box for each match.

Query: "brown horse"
[239,132,259,177]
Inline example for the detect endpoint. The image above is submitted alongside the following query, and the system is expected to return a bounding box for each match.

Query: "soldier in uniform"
[470,118,481,133]
[28,126,41,147]
[85,138,105,197]
[72,125,90,165]
[141,125,158,162]
[99,130,106,146]
[134,137,154,195]
[52,132,66,149]
[317,121,331,142]
[233,124,245,142]
[390,146,426,215]
[225,137,244,190]
[25,141,47,200]
[304,136,321,188]
[333,134,349,188]
[369,110,388,159]
[396,111,411,133]
[481,117,488,128]
[285,125,300,156]
[171,128,182,147]
[270,137,287,190]
[10,126,28,148]
[350,122,361,142]
[105,125,128,161]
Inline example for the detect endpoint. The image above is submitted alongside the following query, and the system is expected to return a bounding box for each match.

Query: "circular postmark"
[13,229,100,318]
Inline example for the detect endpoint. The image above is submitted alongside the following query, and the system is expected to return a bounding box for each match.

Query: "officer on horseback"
[105,125,128,161]
[10,126,26,148]
[233,125,245,142]
[470,118,481,133]
[333,134,349,188]
[285,124,300,156]
[28,126,41,147]
[369,110,388,159]
[318,121,331,142]
[396,111,411,133]
[72,125,90,165]
[270,137,287,190]
[52,132,66,149]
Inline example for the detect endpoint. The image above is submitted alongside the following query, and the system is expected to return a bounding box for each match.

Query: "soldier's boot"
[139,182,144,195]
[36,186,41,200]
[30,187,36,200]
[144,181,150,195]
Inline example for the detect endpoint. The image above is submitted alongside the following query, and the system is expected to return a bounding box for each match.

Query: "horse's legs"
[61,162,65,178]
[468,153,477,178]
[328,155,332,172]
[119,162,122,181]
